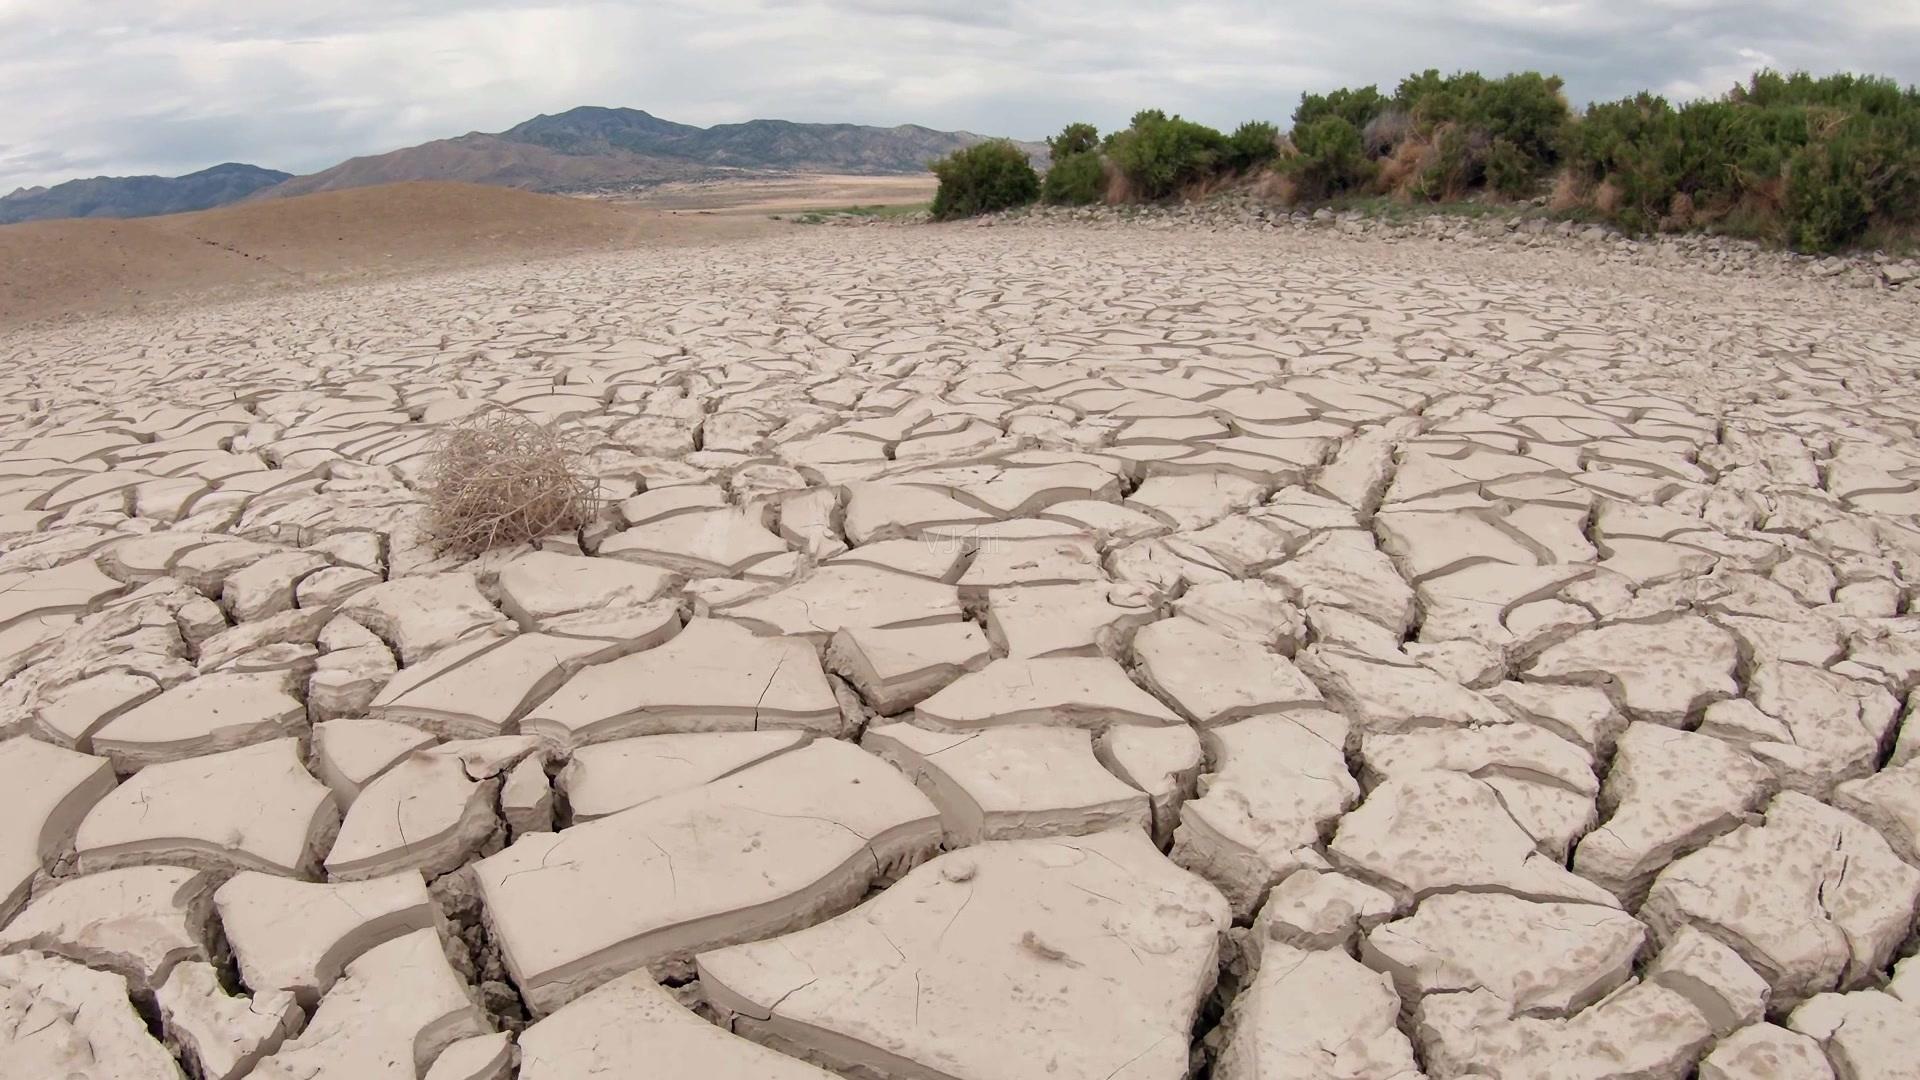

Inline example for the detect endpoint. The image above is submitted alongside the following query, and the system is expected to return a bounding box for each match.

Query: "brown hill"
[262,133,731,200]
[0,181,770,328]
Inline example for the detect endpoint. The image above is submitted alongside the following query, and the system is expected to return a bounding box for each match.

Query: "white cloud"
[2,0,1916,189]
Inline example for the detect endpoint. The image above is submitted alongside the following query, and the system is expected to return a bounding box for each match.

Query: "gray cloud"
[3,1,1916,190]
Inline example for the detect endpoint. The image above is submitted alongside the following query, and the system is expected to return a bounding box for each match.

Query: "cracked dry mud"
[1,217,1918,1080]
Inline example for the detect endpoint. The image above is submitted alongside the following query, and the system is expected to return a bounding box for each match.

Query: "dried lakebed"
[1,220,1919,1079]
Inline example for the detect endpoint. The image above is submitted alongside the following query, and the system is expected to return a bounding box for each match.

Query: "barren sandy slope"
[0,181,779,328]
[1,219,1918,1079]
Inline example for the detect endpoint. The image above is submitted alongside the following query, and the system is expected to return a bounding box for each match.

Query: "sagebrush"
[422,409,598,556]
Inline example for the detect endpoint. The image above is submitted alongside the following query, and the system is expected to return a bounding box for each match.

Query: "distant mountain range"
[0,163,291,225]
[0,108,1044,224]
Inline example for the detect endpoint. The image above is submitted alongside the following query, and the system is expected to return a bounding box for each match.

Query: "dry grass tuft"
[422,407,598,556]
[1548,170,1585,212]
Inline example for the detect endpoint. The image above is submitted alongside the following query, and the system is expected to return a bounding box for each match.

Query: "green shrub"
[1485,137,1537,198]
[1285,116,1374,200]
[1294,86,1388,132]
[1048,122,1100,159]
[1042,151,1105,205]
[929,140,1039,220]
[1224,121,1281,172]
[1107,112,1228,199]
[1565,71,1920,247]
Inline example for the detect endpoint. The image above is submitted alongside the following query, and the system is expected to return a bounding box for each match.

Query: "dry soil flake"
[0,949,184,1079]
[1642,791,1920,1008]
[519,970,836,1080]
[476,739,941,1015]
[697,828,1230,1080]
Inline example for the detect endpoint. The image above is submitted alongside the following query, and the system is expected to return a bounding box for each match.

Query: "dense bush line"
[926,68,1919,252]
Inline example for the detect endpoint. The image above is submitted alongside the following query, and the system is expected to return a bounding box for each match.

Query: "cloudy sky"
[3,0,1917,190]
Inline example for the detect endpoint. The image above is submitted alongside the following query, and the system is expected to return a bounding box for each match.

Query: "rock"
[1417,980,1714,1080]
[252,928,491,1080]
[826,622,992,714]
[1212,942,1423,1080]
[1698,1024,1836,1080]
[156,959,303,1080]
[74,738,338,878]
[863,722,1151,845]
[475,739,940,1014]
[91,670,306,772]
[557,730,810,822]
[519,971,834,1079]
[1788,987,1919,1080]
[1361,893,1644,1018]
[214,870,437,1004]
[1133,616,1323,724]
[914,656,1183,730]
[1642,791,1920,1007]
[1171,709,1358,917]
[699,829,1229,1080]
[1573,722,1776,903]
[0,736,115,923]
[522,619,843,747]
[0,949,183,1079]
[0,865,215,990]
[1328,769,1620,910]
[1646,926,1770,1036]
[1525,616,1739,725]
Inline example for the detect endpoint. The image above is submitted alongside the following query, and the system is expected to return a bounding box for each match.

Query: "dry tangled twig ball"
[422,407,598,556]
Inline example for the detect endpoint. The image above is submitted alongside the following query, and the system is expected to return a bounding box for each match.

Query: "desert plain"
[1,184,1918,1079]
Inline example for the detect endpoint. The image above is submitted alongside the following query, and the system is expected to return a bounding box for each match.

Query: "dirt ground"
[0,181,789,330]
[605,172,936,215]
